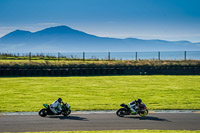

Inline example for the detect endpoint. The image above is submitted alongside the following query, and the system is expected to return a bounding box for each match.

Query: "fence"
[0,51,200,61]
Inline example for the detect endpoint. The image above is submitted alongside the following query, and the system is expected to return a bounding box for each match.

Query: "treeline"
[0,60,200,68]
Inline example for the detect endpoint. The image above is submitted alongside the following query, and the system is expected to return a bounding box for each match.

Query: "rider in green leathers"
[128,99,142,114]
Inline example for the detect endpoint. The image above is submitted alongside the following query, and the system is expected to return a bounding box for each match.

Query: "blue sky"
[0,0,200,42]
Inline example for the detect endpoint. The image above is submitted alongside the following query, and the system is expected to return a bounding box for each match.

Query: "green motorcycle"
[39,102,71,117]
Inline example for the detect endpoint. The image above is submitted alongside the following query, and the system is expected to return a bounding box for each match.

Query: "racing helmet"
[137,99,142,104]
[57,98,62,103]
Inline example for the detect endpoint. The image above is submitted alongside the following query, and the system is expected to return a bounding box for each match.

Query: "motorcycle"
[39,102,71,117]
[116,103,148,117]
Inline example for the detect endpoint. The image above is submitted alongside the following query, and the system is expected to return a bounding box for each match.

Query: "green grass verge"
[4,130,200,133]
[0,76,200,112]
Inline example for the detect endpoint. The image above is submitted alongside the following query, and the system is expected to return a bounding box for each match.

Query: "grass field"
[6,130,200,133]
[0,76,200,112]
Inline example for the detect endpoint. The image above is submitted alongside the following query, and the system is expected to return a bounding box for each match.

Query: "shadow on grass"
[47,115,88,121]
[125,116,171,122]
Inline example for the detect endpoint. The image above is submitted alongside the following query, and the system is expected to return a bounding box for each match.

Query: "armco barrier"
[0,66,199,76]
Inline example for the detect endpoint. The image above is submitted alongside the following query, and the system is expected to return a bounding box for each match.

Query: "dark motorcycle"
[116,103,148,117]
[39,102,71,117]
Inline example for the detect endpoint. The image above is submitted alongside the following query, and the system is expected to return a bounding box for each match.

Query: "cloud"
[0,26,18,37]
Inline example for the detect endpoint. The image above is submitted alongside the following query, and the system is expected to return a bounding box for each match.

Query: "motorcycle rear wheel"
[116,108,127,117]
[39,109,48,117]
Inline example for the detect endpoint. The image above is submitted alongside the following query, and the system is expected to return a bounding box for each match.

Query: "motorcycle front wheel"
[139,109,148,117]
[116,108,127,117]
[62,110,71,116]
[39,109,48,117]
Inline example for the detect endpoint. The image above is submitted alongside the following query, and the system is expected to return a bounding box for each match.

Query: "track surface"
[0,113,200,132]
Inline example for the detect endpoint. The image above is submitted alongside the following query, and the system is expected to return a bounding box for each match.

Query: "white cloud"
[0,26,18,37]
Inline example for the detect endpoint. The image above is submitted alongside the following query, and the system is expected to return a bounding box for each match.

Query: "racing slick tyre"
[116,108,127,117]
[39,109,48,117]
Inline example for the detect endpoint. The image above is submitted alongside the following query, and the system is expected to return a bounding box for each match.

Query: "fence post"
[184,51,187,60]
[108,52,111,61]
[58,52,60,62]
[29,52,31,62]
[83,52,85,62]
[135,52,137,61]
[158,51,160,60]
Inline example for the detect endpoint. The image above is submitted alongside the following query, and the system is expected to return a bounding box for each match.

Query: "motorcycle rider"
[128,99,142,114]
[49,98,63,114]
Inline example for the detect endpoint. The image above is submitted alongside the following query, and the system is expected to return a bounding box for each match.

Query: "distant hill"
[0,25,199,52]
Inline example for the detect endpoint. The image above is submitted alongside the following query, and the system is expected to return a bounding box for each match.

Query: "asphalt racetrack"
[0,112,200,132]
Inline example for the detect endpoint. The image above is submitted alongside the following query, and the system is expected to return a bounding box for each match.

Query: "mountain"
[1,30,32,43]
[0,25,199,52]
